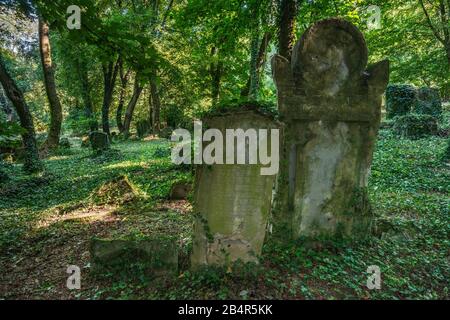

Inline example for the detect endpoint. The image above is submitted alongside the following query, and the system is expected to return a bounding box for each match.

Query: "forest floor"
[0,129,449,300]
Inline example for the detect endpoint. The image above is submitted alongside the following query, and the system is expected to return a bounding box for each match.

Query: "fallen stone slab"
[90,236,178,277]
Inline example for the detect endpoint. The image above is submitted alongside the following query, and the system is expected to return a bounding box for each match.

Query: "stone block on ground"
[90,236,178,276]
[392,114,438,139]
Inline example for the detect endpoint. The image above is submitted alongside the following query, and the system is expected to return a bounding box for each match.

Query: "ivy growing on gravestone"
[385,84,416,119]
[414,87,442,119]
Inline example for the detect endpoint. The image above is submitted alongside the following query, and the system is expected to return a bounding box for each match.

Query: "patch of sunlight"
[47,155,70,161]
[143,134,165,141]
[103,161,137,169]
[37,205,118,229]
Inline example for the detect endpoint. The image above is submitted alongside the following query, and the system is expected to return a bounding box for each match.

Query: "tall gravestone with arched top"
[271,19,389,239]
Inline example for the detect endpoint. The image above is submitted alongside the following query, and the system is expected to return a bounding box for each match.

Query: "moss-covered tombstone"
[414,87,442,119]
[190,108,280,268]
[386,84,416,119]
[271,19,389,240]
[89,131,110,152]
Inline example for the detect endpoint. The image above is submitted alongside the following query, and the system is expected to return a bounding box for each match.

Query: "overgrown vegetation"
[0,130,448,299]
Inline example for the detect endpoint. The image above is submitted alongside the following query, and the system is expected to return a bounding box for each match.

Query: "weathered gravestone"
[89,131,110,151]
[271,19,389,239]
[190,108,280,267]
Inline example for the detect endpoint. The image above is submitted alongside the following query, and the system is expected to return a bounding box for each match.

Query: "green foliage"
[385,84,416,119]
[0,118,24,149]
[442,139,450,162]
[0,160,9,183]
[392,114,438,139]
[203,98,278,119]
[1,134,448,299]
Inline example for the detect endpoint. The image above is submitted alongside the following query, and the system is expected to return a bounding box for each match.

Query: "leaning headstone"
[89,131,110,151]
[190,107,280,267]
[272,19,389,239]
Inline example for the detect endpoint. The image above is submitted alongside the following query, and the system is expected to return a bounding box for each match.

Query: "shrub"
[442,139,450,162]
[0,160,8,182]
[414,87,442,119]
[386,84,416,119]
[392,114,438,139]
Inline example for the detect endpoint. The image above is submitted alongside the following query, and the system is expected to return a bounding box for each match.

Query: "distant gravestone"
[272,19,389,239]
[59,137,71,149]
[89,131,110,151]
[190,109,279,267]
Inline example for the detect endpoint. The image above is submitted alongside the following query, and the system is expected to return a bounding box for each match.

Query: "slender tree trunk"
[249,20,262,100]
[101,58,120,136]
[150,73,161,134]
[148,86,153,129]
[447,45,450,66]
[76,57,97,132]
[241,32,272,97]
[116,62,130,133]
[0,85,15,121]
[278,0,297,60]
[38,19,62,149]
[0,56,42,173]
[210,47,223,106]
[123,77,143,136]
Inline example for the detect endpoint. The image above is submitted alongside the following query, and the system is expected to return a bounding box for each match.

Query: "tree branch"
[419,0,445,44]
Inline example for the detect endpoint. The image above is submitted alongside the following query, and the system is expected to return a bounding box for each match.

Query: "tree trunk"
[447,44,450,67]
[38,19,62,149]
[101,58,120,136]
[210,47,223,106]
[77,58,97,132]
[241,32,272,97]
[123,77,144,136]
[0,85,15,122]
[148,86,153,129]
[116,61,130,133]
[278,0,297,60]
[150,74,161,134]
[0,56,42,173]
